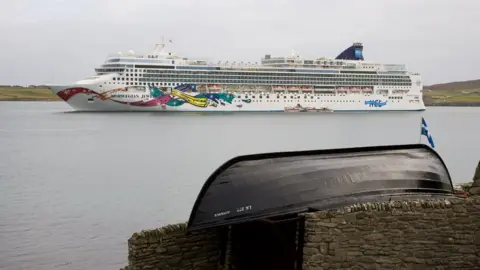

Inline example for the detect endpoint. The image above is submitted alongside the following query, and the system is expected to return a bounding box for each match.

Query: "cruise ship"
[48,41,425,112]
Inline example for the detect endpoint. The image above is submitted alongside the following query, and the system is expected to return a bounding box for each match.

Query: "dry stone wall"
[469,160,480,195]
[302,196,480,270]
[119,222,220,270]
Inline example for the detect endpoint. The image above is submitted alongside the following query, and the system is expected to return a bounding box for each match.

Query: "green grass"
[423,88,480,105]
[0,86,60,101]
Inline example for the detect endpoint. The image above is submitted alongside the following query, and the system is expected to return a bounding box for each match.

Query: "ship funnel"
[335,42,364,61]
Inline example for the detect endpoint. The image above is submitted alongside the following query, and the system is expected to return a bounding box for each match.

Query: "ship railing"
[106,53,146,58]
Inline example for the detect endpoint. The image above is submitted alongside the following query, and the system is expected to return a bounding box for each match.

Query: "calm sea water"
[0,102,479,270]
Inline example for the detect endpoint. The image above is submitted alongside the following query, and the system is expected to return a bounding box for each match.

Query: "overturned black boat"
[187,144,454,232]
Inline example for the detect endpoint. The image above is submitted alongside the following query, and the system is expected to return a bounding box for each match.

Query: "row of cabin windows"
[106,80,411,89]
[238,94,386,98]
[108,80,179,86]
[141,79,410,86]
[240,95,376,99]
[233,99,404,103]
[116,75,411,83]
[117,79,410,87]
[124,68,405,78]
[142,73,410,79]
[112,74,412,84]
[115,70,411,80]
[141,70,407,78]
[140,75,411,82]
[141,73,410,80]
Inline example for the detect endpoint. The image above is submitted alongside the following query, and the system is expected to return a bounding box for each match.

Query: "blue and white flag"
[421,117,435,148]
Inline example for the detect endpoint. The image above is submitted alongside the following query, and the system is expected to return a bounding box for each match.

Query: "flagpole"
[419,117,422,144]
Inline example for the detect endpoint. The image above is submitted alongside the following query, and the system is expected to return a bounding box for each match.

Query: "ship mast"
[151,36,169,58]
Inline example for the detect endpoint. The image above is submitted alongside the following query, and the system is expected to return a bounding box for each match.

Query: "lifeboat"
[362,87,373,92]
[273,86,286,91]
[208,84,221,89]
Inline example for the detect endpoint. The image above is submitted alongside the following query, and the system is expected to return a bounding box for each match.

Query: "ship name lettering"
[213,210,231,217]
[236,205,252,213]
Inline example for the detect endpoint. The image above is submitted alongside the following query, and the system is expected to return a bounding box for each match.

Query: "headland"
[0,86,59,101]
[422,79,480,106]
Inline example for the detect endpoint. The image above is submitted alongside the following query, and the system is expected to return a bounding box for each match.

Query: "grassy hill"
[0,86,60,101]
[424,79,480,91]
[423,79,480,106]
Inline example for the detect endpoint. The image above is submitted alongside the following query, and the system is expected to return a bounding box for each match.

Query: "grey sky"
[0,0,478,85]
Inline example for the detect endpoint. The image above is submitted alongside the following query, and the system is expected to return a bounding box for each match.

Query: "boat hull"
[48,85,426,112]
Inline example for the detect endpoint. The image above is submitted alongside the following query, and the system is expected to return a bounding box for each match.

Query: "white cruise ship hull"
[48,84,425,112]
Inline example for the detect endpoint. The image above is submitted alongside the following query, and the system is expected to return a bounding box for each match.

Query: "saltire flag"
[421,117,435,148]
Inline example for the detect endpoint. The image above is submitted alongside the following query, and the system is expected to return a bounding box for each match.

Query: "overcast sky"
[0,0,478,86]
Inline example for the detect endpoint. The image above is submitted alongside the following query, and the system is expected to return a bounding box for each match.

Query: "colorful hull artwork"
[55,84,249,109]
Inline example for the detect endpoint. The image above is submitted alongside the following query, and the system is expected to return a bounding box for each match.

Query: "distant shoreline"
[0,86,60,102]
[0,98,63,102]
[426,103,480,107]
[1,86,479,106]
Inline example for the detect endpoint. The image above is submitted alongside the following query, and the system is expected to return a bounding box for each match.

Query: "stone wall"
[302,196,480,269]
[469,160,480,195]
[119,222,220,270]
